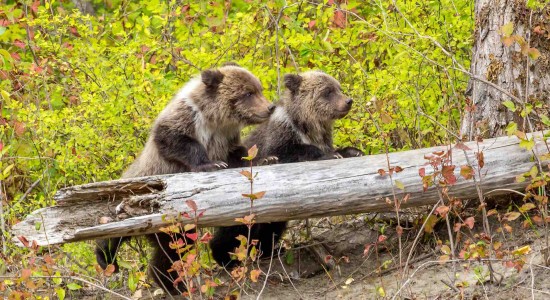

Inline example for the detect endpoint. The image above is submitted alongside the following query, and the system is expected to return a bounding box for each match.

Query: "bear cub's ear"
[222,62,241,67]
[202,69,224,87]
[284,74,302,93]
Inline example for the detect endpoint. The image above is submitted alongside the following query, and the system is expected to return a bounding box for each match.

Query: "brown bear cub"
[95,64,274,295]
[209,70,363,269]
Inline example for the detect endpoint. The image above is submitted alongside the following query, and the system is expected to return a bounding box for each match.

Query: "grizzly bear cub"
[95,64,274,295]
[209,70,363,269]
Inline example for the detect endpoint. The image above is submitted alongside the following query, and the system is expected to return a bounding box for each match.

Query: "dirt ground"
[36,206,550,300]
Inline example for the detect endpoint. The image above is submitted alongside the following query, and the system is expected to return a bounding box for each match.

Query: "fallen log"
[11,132,549,246]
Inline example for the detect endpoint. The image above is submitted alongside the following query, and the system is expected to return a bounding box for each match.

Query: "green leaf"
[394,180,404,190]
[505,122,517,136]
[500,22,514,37]
[502,100,516,112]
[519,138,535,151]
[541,115,550,126]
[55,287,66,300]
[53,272,62,285]
[66,282,82,291]
[527,48,541,60]
[285,250,294,265]
[0,26,6,36]
[34,222,42,231]
[0,90,9,101]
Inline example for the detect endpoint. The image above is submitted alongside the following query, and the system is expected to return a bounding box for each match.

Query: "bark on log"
[11,132,549,247]
[461,1,550,139]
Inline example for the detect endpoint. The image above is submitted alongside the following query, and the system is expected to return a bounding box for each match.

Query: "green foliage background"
[1,0,472,262]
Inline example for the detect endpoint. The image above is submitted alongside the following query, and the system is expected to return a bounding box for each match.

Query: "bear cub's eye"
[244,92,253,97]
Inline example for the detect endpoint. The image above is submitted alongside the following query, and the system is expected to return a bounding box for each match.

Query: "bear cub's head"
[283,71,353,122]
[198,64,275,125]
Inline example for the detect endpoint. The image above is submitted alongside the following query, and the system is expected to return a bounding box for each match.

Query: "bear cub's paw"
[258,156,279,166]
[337,147,365,158]
[192,161,228,172]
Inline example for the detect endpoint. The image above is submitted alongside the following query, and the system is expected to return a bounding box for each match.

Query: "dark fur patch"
[284,74,302,94]
[201,69,224,87]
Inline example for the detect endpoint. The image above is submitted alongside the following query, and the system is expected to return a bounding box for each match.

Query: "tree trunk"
[11,132,549,247]
[72,0,95,15]
[461,1,550,139]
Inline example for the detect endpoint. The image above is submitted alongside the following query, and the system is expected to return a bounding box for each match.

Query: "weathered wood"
[461,1,550,138]
[11,132,549,246]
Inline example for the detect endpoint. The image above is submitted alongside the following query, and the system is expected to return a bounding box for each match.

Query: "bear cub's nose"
[268,104,276,113]
[346,99,353,105]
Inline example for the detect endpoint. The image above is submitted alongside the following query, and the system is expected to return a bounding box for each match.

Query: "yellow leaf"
[500,22,514,37]
[512,245,531,256]
[440,245,451,255]
[377,286,386,297]
[394,180,404,190]
[504,211,521,221]
[250,269,261,283]
[519,203,536,213]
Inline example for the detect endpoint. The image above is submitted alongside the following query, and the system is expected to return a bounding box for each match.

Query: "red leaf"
[477,151,484,168]
[460,165,474,180]
[199,232,212,243]
[394,166,404,173]
[419,167,426,177]
[0,142,3,151]
[181,4,190,13]
[21,269,31,281]
[396,225,403,236]
[378,169,386,176]
[185,232,198,241]
[363,244,372,256]
[69,26,81,37]
[31,1,40,13]
[327,0,335,5]
[10,52,21,61]
[435,205,449,217]
[13,40,26,49]
[324,255,333,263]
[43,254,54,265]
[308,20,316,29]
[453,222,462,232]
[17,236,29,247]
[240,170,252,179]
[377,235,387,243]
[186,199,197,211]
[13,120,25,136]
[180,211,191,218]
[464,217,475,229]
[454,142,471,151]
[247,144,258,160]
[333,10,346,29]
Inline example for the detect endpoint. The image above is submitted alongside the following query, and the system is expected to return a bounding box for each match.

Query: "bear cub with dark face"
[95,64,274,295]
[209,70,363,269]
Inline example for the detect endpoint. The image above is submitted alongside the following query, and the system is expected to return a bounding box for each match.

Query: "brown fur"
[246,70,355,160]
[210,71,363,269]
[124,65,272,177]
[96,64,274,295]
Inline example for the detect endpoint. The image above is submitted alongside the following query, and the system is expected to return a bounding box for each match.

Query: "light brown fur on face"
[274,70,353,152]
